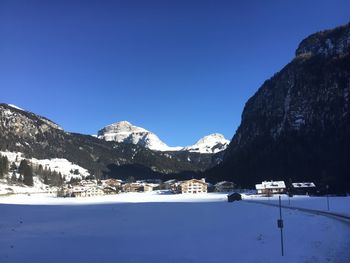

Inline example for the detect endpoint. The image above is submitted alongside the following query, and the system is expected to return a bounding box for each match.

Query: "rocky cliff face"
[97,121,182,151]
[207,23,350,193]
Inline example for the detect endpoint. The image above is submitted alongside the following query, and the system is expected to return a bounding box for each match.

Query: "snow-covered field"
[245,194,350,216]
[0,193,349,263]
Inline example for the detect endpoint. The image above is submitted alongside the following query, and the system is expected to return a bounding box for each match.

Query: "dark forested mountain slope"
[0,103,219,180]
[207,23,350,193]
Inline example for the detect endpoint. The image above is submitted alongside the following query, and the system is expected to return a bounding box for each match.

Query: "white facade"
[255,181,286,195]
[179,179,207,194]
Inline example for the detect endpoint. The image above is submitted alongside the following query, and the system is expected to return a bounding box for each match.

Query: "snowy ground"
[245,194,350,216]
[0,193,349,263]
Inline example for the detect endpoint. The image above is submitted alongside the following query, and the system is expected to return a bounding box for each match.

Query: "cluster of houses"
[255,180,317,196]
[57,177,317,198]
[58,178,238,198]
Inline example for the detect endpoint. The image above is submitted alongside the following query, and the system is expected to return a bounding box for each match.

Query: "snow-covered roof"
[164,179,177,184]
[255,181,286,190]
[180,179,207,186]
[292,182,316,188]
[215,181,234,186]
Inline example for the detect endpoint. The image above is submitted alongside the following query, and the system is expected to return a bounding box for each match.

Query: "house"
[175,178,208,194]
[143,183,159,192]
[102,179,122,193]
[215,181,236,192]
[255,181,286,195]
[227,192,242,202]
[122,183,144,192]
[163,179,178,190]
[85,186,104,197]
[102,179,122,188]
[71,186,87,197]
[291,182,316,195]
[102,186,117,195]
[70,185,104,197]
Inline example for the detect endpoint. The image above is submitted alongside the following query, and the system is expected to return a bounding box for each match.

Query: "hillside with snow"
[0,151,90,195]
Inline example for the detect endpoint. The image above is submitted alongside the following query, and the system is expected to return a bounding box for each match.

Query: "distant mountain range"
[207,22,350,193]
[97,121,229,153]
[0,103,228,181]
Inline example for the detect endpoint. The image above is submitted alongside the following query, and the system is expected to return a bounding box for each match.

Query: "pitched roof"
[292,182,316,188]
[255,181,286,190]
[180,179,207,186]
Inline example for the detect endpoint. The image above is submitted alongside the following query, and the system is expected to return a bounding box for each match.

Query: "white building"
[255,181,286,195]
[175,179,208,194]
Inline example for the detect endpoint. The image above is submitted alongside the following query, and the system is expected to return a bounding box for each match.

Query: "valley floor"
[0,193,349,263]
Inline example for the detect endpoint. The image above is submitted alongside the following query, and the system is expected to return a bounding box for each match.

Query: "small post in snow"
[326,185,330,211]
[277,195,284,256]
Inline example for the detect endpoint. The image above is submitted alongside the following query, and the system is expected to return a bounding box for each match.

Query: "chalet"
[102,179,122,188]
[163,179,178,190]
[71,186,86,197]
[80,180,97,187]
[102,186,117,195]
[122,183,144,192]
[143,183,160,192]
[70,185,104,197]
[255,181,286,195]
[175,179,208,194]
[215,181,236,192]
[291,182,316,195]
[85,186,104,197]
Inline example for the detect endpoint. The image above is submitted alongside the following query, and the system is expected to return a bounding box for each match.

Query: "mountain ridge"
[0,103,222,180]
[97,121,229,153]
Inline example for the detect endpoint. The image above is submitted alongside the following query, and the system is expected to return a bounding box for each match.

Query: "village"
[56,177,318,198]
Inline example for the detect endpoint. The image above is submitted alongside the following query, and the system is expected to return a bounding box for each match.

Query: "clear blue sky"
[1,0,349,146]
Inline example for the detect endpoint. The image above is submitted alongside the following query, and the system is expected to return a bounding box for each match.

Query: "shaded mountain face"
[207,23,350,193]
[0,104,220,180]
[98,121,229,154]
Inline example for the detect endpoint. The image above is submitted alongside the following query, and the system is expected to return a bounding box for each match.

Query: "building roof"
[292,182,316,188]
[180,179,207,186]
[215,181,234,187]
[255,181,286,190]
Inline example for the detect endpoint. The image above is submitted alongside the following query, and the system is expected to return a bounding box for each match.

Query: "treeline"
[0,155,9,179]
[0,154,64,187]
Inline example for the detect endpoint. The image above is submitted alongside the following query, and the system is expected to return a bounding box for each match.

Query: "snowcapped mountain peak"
[97,121,182,151]
[196,133,227,144]
[98,121,230,153]
[183,133,230,154]
[102,121,147,133]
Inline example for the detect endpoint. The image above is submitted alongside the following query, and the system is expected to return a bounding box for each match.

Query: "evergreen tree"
[10,162,17,172]
[0,156,3,178]
[2,156,9,176]
[11,171,17,182]
[18,160,28,176]
[19,160,34,186]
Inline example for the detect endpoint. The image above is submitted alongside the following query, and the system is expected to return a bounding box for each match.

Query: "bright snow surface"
[0,193,349,263]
